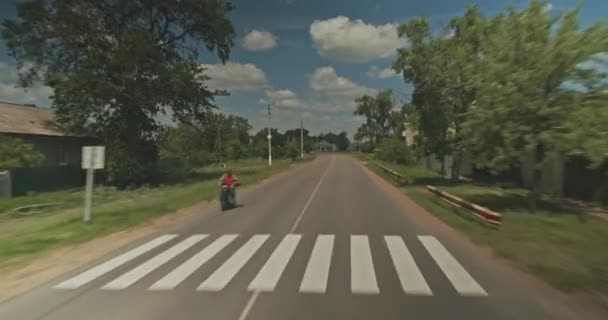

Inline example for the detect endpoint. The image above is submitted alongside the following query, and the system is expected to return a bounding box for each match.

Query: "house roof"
[0,101,77,137]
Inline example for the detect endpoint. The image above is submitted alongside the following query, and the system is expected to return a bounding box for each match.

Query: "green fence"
[10,165,86,196]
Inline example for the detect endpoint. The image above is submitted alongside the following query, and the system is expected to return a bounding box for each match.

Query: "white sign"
[82,146,105,169]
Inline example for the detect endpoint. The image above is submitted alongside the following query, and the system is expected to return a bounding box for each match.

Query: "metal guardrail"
[374,163,409,184]
[426,186,502,228]
[370,161,502,228]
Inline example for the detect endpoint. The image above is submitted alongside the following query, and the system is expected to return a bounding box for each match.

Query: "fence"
[0,171,11,198]
[9,165,86,196]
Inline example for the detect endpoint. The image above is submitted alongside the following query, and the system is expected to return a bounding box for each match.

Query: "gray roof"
[0,101,73,137]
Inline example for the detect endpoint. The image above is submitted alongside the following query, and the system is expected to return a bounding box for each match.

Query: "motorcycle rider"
[219,170,237,187]
[219,170,238,207]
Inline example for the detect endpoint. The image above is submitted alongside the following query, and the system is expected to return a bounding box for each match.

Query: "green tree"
[0,137,44,171]
[466,1,608,210]
[354,90,394,147]
[375,137,414,165]
[286,141,300,160]
[2,0,235,188]
[394,6,486,181]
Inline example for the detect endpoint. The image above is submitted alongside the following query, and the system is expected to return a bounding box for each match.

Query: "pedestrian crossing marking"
[54,234,487,297]
[248,234,301,292]
[299,234,334,293]
[418,235,487,296]
[150,234,237,290]
[197,234,269,291]
[385,235,432,295]
[350,235,379,294]
[102,235,207,290]
[54,234,178,290]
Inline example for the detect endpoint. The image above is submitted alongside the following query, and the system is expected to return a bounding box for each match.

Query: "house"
[0,101,98,166]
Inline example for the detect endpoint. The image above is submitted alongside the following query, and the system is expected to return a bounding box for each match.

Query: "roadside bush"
[375,137,414,165]
[0,137,44,171]
[287,141,300,160]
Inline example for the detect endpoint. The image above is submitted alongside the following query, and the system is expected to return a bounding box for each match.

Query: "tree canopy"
[2,0,236,187]
[391,0,608,208]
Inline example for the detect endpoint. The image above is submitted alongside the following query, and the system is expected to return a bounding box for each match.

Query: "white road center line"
[238,157,335,320]
[248,234,301,292]
[288,156,334,234]
[384,235,433,295]
[350,235,380,294]
[101,235,207,290]
[54,234,177,289]
[149,234,238,290]
[299,234,334,293]
[198,235,269,291]
[418,235,487,296]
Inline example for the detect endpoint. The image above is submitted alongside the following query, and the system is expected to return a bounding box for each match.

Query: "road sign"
[81,146,105,223]
[82,146,105,169]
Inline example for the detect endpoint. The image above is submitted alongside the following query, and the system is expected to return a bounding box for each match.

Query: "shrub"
[375,137,414,165]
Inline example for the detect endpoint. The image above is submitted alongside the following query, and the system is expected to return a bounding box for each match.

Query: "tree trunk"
[527,169,542,212]
[451,151,463,182]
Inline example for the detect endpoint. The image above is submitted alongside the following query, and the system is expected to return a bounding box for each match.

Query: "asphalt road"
[0,154,553,320]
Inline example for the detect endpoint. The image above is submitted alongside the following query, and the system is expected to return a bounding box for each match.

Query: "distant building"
[316,140,336,152]
[0,101,97,166]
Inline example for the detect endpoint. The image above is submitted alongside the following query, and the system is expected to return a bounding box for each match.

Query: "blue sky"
[1,0,606,137]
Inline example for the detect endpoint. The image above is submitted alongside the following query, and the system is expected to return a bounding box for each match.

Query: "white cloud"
[367,65,398,79]
[260,89,305,109]
[309,16,403,63]
[259,67,376,116]
[543,3,553,12]
[242,30,278,51]
[201,62,268,92]
[0,62,53,107]
[309,66,375,98]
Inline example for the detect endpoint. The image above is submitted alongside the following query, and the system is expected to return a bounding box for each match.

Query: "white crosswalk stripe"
[299,234,334,293]
[53,234,487,297]
[350,235,379,294]
[198,234,269,291]
[385,235,432,295]
[150,234,237,290]
[54,234,177,289]
[102,235,207,290]
[248,234,301,291]
[418,235,487,296]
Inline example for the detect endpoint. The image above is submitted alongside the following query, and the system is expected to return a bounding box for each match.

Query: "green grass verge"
[363,158,608,297]
[0,158,308,272]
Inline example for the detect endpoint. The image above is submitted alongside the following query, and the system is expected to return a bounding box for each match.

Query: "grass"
[364,158,608,297]
[0,157,309,272]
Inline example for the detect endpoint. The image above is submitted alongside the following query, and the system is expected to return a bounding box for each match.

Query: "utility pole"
[267,104,272,166]
[300,119,304,159]
[218,125,222,165]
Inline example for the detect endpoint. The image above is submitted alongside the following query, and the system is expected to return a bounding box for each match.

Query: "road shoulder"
[356,157,608,320]
[0,159,315,304]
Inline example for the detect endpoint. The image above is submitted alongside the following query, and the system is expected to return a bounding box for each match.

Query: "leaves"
[1,0,236,186]
[0,137,45,171]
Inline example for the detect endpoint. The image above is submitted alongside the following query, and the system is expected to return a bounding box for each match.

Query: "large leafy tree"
[466,1,608,209]
[354,89,395,148]
[2,0,235,187]
[393,6,486,181]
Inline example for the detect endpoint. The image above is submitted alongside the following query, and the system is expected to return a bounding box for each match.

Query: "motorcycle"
[220,184,237,211]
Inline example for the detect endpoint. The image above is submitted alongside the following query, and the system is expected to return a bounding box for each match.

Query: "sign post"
[82,146,105,223]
